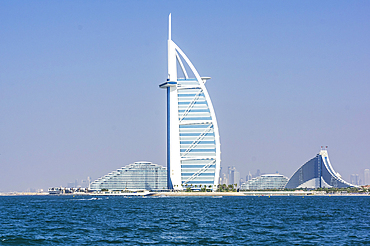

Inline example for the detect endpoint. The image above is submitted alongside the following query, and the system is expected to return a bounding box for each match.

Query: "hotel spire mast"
[168,14,177,81]
[166,13,181,189]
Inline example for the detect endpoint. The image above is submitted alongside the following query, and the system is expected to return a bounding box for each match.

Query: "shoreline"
[1,191,369,197]
[152,192,245,197]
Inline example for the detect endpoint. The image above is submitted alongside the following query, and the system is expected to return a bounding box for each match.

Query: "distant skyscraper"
[255,169,261,177]
[228,167,234,185]
[364,169,370,185]
[221,173,228,185]
[227,166,240,187]
[247,171,252,181]
[219,167,222,186]
[160,14,221,190]
[234,170,240,187]
[350,174,359,186]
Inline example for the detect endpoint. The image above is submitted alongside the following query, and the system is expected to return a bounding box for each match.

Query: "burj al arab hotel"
[160,14,221,191]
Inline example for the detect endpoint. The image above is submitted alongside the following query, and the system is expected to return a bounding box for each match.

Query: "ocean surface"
[0,195,369,245]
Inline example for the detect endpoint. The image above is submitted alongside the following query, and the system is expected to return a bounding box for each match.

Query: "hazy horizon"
[1,1,370,192]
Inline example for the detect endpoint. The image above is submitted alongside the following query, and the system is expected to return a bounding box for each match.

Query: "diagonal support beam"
[182,159,216,185]
[179,89,203,122]
[181,125,212,157]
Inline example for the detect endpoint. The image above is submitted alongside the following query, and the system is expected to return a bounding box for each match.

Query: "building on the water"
[159,14,221,191]
[285,149,357,189]
[240,174,288,190]
[89,162,167,191]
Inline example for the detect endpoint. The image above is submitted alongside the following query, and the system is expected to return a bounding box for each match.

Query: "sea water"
[0,195,369,245]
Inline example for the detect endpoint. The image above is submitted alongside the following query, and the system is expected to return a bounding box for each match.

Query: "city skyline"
[1,1,370,192]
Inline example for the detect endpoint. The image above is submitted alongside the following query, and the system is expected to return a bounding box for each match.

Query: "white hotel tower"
[160,14,221,191]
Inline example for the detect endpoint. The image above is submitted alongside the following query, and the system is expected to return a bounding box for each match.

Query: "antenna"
[169,13,171,40]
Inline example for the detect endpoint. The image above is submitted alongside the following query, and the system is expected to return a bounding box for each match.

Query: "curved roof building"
[89,162,167,191]
[159,14,221,190]
[285,150,356,189]
[241,174,288,190]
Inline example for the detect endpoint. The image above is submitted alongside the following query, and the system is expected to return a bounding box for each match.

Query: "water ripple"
[1,196,370,245]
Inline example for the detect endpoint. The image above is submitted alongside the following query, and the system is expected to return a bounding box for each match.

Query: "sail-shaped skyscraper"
[285,149,357,189]
[160,14,221,191]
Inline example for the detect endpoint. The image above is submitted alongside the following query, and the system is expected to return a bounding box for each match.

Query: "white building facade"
[241,174,288,190]
[160,14,221,190]
[89,162,167,191]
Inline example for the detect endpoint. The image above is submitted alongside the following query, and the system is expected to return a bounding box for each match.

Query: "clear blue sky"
[1,1,369,191]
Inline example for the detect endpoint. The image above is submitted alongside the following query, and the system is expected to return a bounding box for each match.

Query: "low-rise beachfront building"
[89,162,167,191]
[240,174,288,190]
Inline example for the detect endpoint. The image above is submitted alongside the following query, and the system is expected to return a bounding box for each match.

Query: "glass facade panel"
[177,80,218,187]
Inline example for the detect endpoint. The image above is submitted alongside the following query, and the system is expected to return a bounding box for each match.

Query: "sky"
[1,1,369,192]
